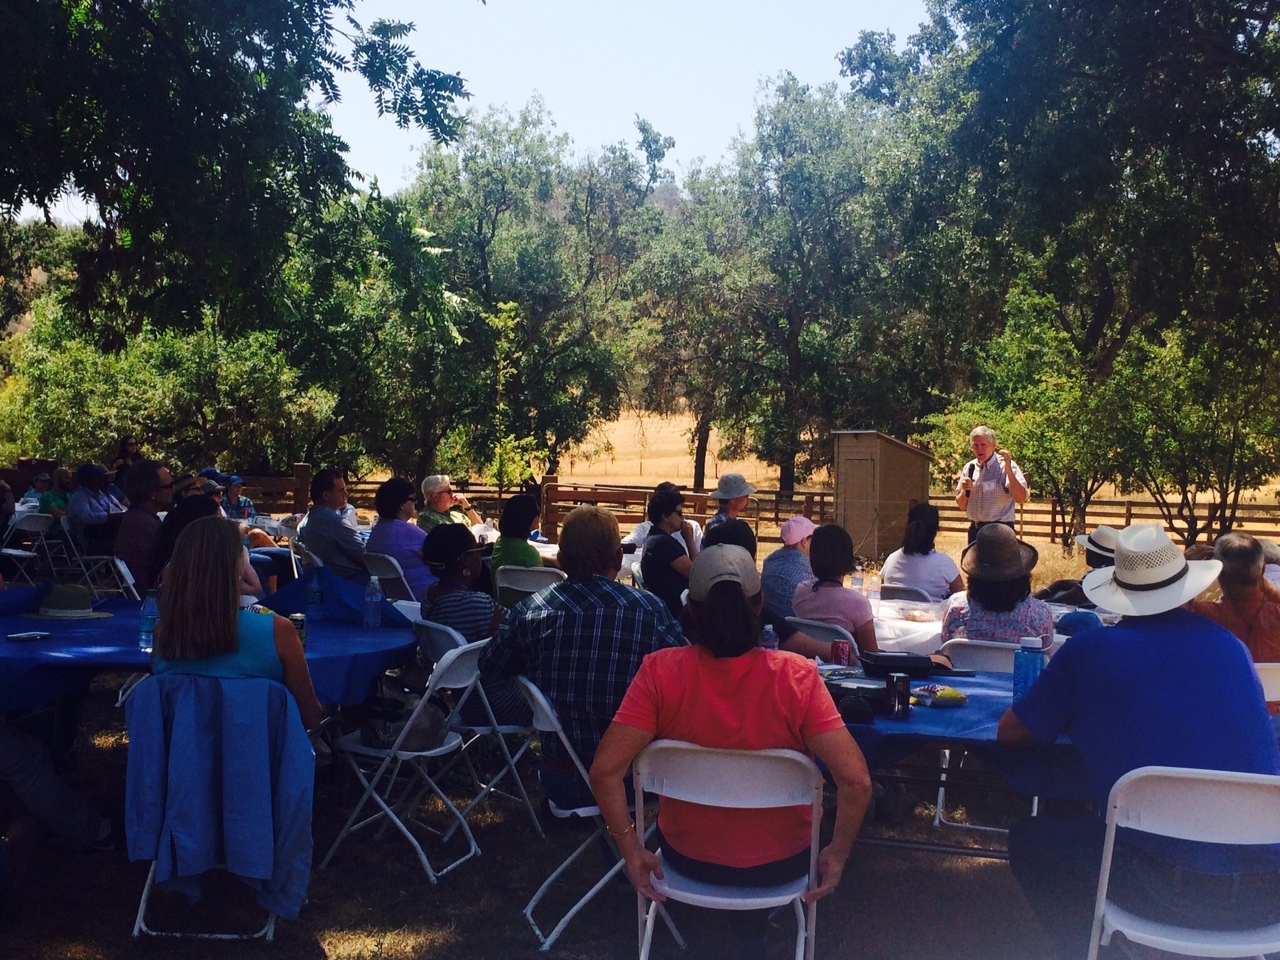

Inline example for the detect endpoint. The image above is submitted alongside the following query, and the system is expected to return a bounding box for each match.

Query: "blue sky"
[327,0,930,192]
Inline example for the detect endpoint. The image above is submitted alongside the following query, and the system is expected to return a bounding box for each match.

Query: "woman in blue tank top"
[151,515,323,729]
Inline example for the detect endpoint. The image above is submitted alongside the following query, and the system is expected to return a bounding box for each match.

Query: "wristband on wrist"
[607,821,635,839]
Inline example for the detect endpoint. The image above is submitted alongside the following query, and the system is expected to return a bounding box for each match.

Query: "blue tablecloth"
[0,598,416,711]
[848,671,1092,801]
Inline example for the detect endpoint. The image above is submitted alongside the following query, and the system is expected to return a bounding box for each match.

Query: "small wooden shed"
[831,431,933,560]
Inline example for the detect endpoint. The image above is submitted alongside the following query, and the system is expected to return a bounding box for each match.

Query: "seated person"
[761,515,816,619]
[148,494,222,589]
[364,477,435,601]
[589,544,872,913]
[21,472,51,503]
[170,473,202,501]
[39,469,75,523]
[703,518,832,660]
[999,524,1280,959]
[151,515,322,730]
[792,524,879,657]
[491,493,558,607]
[640,483,699,618]
[479,505,686,809]
[1033,523,1119,607]
[1187,531,1280,665]
[879,502,963,601]
[941,523,1053,643]
[66,463,125,554]
[297,469,367,582]
[221,475,255,520]
[113,460,174,592]
[705,472,756,534]
[622,481,701,581]
[416,475,481,533]
[420,524,526,726]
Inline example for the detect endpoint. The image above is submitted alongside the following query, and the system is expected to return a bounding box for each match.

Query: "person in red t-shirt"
[589,544,872,903]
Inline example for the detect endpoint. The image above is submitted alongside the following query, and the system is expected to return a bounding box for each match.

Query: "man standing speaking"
[955,425,1028,544]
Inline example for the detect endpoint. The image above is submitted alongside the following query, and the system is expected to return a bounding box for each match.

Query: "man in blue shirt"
[998,524,1280,958]
[297,469,367,582]
[761,515,816,619]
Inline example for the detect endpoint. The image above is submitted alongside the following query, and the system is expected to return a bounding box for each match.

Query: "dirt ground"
[0,673,1061,960]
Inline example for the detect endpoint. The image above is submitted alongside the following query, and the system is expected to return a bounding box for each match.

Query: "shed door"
[836,456,876,554]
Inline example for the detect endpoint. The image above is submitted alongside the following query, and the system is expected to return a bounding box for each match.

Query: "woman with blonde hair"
[150,515,322,729]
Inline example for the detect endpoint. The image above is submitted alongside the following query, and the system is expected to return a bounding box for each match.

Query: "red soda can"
[830,639,851,666]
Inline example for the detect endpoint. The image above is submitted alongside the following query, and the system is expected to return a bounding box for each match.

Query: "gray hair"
[970,425,996,442]
[1215,532,1264,588]
[421,474,451,498]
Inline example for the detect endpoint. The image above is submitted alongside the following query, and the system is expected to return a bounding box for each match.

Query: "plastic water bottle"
[867,573,882,616]
[851,566,864,594]
[138,589,159,654]
[760,624,779,651]
[363,576,383,629]
[306,576,324,623]
[1013,638,1046,701]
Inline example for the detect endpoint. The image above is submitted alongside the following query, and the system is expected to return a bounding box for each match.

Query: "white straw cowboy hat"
[1082,523,1220,617]
[711,473,756,500]
[1074,524,1120,559]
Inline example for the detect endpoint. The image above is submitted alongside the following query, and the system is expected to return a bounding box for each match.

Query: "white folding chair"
[413,618,467,664]
[319,645,480,883]
[1,512,55,585]
[1087,765,1280,960]
[633,740,824,960]
[1254,662,1280,701]
[516,676,675,953]
[114,557,141,601]
[786,617,855,649]
[931,639,1031,832]
[362,552,415,601]
[495,565,565,604]
[59,516,130,598]
[881,583,934,602]
[430,640,543,840]
[290,536,323,572]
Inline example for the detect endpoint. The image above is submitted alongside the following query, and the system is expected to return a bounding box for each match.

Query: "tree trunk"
[777,453,797,495]
[692,412,712,490]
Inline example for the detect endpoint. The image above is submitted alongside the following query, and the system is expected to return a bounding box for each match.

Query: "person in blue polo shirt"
[998,523,1280,959]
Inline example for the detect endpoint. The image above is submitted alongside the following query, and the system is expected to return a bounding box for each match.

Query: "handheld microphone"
[966,462,976,481]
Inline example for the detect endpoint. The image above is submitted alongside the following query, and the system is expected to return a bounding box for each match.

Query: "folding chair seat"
[1088,765,1280,960]
[125,675,315,940]
[494,565,565,604]
[59,516,130,598]
[516,676,674,952]
[880,583,935,603]
[362,552,415,601]
[632,740,824,960]
[1,512,55,585]
[320,643,480,883]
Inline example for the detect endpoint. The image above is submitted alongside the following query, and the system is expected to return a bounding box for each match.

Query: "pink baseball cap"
[781,516,817,545]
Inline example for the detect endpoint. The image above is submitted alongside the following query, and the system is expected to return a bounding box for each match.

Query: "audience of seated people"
[941,523,1053,644]
[760,515,816,620]
[479,505,686,808]
[364,476,434,601]
[589,543,872,954]
[491,493,557,607]
[879,502,963,601]
[297,468,367,582]
[792,524,880,657]
[639,483,699,618]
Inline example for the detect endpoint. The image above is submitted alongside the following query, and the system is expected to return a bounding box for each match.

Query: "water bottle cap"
[1019,637,1043,650]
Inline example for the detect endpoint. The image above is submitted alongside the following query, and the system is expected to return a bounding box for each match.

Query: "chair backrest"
[414,618,468,664]
[786,617,854,645]
[426,640,485,696]
[1256,662,1280,701]
[514,675,592,785]
[494,565,566,599]
[362,552,414,601]
[291,537,323,569]
[12,512,54,535]
[1106,765,1280,846]
[634,739,823,810]
[115,558,141,600]
[938,638,1018,672]
[881,584,933,603]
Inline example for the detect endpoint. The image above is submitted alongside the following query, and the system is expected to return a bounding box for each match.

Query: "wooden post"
[292,463,311,515]
[542,474,559,543]
[1124,500,1133,526]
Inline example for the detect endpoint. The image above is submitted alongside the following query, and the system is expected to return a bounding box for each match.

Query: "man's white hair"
[970,425,996,442]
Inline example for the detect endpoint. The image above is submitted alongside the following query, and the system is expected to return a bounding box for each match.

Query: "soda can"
[288,613,307,651]
[830,639,851,666]
[888,672,911,719]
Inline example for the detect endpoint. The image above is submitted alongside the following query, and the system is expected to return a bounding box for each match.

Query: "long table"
[0,599,417,711]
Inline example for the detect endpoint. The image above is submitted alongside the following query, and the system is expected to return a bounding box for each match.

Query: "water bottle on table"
[759,624,779,651]
[1012,637,1046,700]
[138,589,159,653]
[851,565,864,594]
[867,572,882,616]
[363,576,383,629]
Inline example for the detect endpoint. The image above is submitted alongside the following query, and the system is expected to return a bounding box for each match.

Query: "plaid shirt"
[479,574,687,766]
